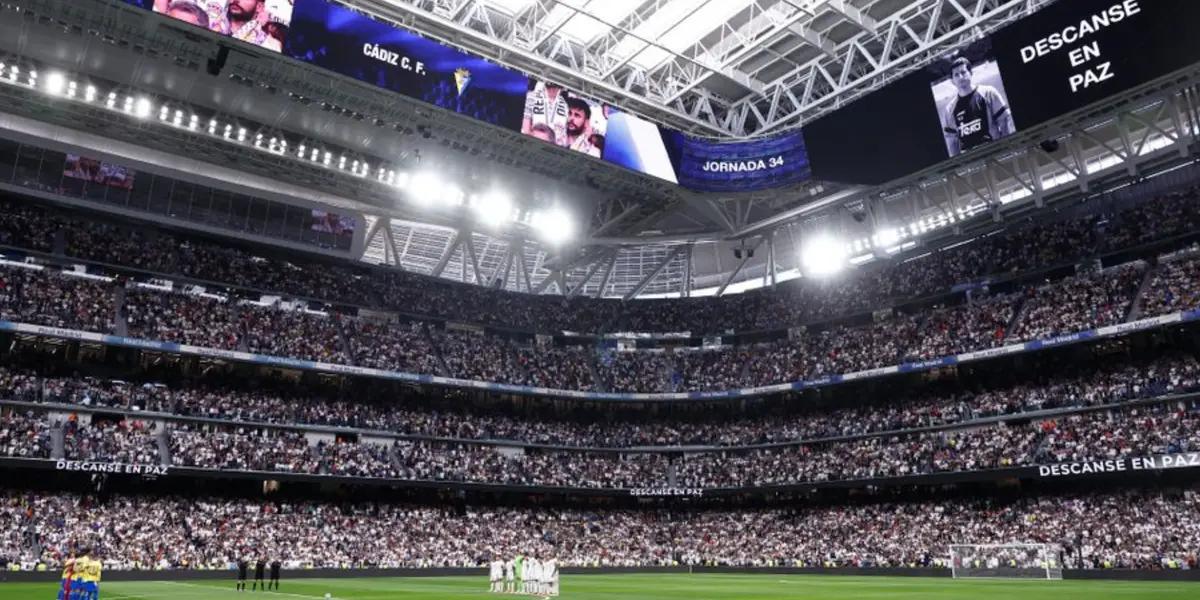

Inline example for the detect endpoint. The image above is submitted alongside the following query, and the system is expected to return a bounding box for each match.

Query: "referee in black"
[253,557,266,591]
[236,557,248,591]
[269,558,281,590]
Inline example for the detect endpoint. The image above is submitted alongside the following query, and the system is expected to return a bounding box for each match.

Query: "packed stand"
[7,391,1198,490]
[600,351,675,393]
[432,329,524,385]
[240,304,348,364]
[0,265,114,332]
[1016,265,1144,341]
[513,346,597,391]
[4,183,1200,337]
[0,410,51,458]
[164,424,666,488]
[1140,254,1200,318]
[123,290,242,350]
[64,223,177,273]
[169,424,319,473]
[61,419,161,464]
[4,353,1198,450]
[906,293,1017,360]
[2,488,1197,569]
[675,349,750,392]
[343,319,444,375]
[0,199,54,252]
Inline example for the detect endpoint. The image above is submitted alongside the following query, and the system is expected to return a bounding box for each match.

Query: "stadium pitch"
[2,573,1199,600]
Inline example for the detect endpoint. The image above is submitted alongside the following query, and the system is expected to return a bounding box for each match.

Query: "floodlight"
[531,207,574,246]
[801,234,847,276]
[873,227,900,248]
[134,97,153,119]
[473,190,513,226]
[43,71,66,96]
[409,173,440,204]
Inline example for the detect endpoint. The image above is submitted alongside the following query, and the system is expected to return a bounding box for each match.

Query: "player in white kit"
[504,558,515,593]
[489,558,503,592]
[545,557,559,596]
[524,557,538,595]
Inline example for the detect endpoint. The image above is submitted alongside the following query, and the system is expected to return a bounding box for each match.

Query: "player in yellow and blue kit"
[77,548,99,600]
[70,551,88,600]
[88,552,103,600]
[57,552,76,600]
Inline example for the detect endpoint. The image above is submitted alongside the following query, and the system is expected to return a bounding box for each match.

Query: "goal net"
[949,544,1063,580]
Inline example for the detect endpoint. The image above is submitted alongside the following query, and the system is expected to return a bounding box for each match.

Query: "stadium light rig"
[801,234,848,277]
[43,71,66,96]
[0,60,578,241]
[471,190,515,227]
[531,206,574,246]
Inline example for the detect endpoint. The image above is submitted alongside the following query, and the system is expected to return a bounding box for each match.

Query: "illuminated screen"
[124,0,294,53]
[64,155,136,190]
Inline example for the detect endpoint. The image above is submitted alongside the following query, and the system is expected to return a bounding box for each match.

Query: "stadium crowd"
[61,418,161,465]
[4,389,1197,489]
[1015,265,1146,341]
[0,184,1198,340]
[0,265,114,333]
[0,410,51,459]
[1142,254,1200,319]
[6,252,1194,393]
[0,189,1199,395]
[0,489,1196,570]
[3,353,1198,449]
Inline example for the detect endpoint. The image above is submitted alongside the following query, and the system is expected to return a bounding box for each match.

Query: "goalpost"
[949,544,1064,580]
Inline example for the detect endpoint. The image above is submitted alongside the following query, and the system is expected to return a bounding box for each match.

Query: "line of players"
[489,555,558,596]
[57,548,101,600]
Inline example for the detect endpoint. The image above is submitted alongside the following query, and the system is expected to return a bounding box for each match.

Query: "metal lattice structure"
[2,0,1199,300]
[355,0,1054,137]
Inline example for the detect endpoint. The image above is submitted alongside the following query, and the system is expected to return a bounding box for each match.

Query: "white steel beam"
[622,245,684,300]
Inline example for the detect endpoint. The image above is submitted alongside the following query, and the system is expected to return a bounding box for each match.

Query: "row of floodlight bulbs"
[0,63,576,244]
[844,203,990,257]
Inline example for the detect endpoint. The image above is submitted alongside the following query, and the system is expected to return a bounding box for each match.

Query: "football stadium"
[1,0,1199,598]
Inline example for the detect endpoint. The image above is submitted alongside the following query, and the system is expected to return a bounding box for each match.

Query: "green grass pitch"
[2,573,1197,600]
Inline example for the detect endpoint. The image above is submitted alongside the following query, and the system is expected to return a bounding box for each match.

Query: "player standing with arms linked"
[253,557,266,591]
[489,556,503,592]
[269,558,281,590]
[57,550,75,600]
[504,556,515,593]
[236,556,249,591]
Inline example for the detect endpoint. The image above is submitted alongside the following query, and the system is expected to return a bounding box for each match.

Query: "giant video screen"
[126,0,1200,192]
[521,79,679,183]
[807,0,1200,185]
[124,0,294,52]
[285,0,530,129]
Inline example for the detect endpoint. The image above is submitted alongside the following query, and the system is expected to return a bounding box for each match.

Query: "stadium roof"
[364,0,1052,137]
[2,0,1196,299]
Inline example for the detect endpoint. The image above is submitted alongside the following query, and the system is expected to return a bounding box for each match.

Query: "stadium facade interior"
[1,0,1199,597]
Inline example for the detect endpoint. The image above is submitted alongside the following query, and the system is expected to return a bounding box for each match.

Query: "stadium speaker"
[206,45,230,76]
[733,248,743,260]
[746,248,755,259]
[1039,139,1061,154]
